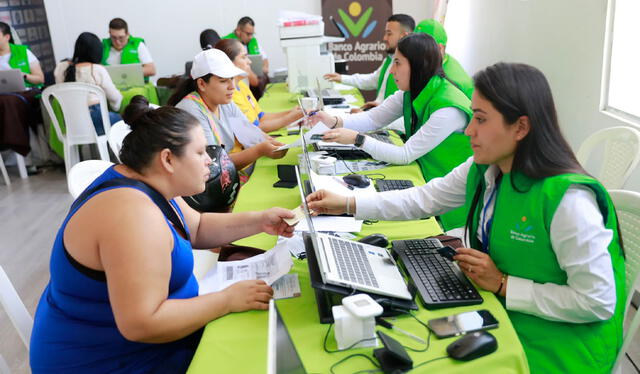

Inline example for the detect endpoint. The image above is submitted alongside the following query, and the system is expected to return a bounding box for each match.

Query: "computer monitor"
[248,54,264,77]
[267,300,307,374]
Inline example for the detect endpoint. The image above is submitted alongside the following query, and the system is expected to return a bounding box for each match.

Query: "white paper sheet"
[276,122,331,151]
[230,116,267,147]
[294,216,363,233]
[197,242,293,295]
[310,172,378,197]
[343,94,358,104]
[272,273,301,299]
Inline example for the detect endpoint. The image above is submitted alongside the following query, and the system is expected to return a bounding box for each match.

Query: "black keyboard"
[329,237,379,288]
[375,179,414,192]
[392,238,483,309]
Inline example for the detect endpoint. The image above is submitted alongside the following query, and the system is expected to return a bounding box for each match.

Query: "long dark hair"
[464,63,589,240]
[167,73,213,106]
[396,33,444,132]
[64,32,103,82]
[0,22,14,44]
[200,29,220,50]
[120,96,200,173]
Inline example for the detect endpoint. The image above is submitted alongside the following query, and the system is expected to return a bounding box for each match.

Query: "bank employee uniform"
[354,157,625,374]
[0,43,40,87]
[233,80,263,127]
[101,35,159,106]
[341,54,398,103]
[222,31,266,58]
[341,74,472,230]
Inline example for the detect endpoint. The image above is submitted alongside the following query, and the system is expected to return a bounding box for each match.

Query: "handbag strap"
[71,177,190,242]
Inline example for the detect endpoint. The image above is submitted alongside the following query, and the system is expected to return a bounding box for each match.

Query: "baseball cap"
[190,48,247,79]
[414,19,447,46]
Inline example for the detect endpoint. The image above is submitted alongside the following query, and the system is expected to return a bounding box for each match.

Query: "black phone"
[373,331,413,373]
[310,134,324,141]
[437,246,457,261]
[427,309,499,338]
[273,165,297,189]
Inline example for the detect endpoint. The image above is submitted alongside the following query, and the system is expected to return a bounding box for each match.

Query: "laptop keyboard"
[375,179,414,192]
[393,238,483,309]
[329,237,379,288]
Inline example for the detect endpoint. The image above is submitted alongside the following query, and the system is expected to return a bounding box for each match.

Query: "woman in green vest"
[308,33,472,230]
[306,62,625,373]
[0,21,44,87]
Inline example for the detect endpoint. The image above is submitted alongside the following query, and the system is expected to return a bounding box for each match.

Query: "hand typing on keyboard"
[454,248,507,296]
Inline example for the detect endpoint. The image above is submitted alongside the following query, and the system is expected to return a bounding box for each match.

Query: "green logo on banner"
[337,1,375,37]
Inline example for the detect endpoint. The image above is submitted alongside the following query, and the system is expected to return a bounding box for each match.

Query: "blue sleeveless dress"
[30,166,201,373]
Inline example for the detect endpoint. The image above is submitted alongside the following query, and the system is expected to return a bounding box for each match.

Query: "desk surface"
[187,86,529,373]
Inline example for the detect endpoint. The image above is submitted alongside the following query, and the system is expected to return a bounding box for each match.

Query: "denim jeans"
[88,104,121,136]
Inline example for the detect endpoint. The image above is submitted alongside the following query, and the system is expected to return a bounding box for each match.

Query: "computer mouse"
[343,174,370,188]
[446,331,498,361]
[358,233,389,248]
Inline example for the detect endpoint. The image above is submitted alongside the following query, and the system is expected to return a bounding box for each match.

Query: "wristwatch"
[354,133,366,148]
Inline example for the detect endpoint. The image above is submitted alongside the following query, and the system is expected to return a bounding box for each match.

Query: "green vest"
[223,31,260,55]
[443,54,474,100]
[402,75,472,230]
[8,43,36,88]
[101,36,148,82]
[465,164,626,373]
[376,56,398,99]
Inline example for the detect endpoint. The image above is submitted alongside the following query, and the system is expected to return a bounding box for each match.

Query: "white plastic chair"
[41,83,113,175]
[107,120,131,162]
[576,126,640,189]
[609,189,640,373]
[67,160,114,198]
[0,264,32,351]
[0,152,10,186]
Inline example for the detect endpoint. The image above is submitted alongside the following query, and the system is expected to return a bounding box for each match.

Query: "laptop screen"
[267,300,307,374]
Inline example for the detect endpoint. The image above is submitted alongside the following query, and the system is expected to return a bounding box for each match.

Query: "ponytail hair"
[120,96,200,173]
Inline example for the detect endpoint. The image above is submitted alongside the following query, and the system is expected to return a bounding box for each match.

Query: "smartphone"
[427,309,499,338]
[310,134,324,141]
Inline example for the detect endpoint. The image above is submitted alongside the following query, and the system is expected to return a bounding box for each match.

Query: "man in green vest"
[101,17,158,108]
[414,19,473,99]
[324,14,415,111]
[223,16,268,99]
[0,21,44,87]
[102,17,156,79]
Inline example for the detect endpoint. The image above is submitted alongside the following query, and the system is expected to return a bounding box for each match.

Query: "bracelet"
[495,273,507,295]
[332,116,339,129]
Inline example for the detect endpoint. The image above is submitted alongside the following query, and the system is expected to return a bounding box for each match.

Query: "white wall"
[43,0,430,80]
[444,0,639,192]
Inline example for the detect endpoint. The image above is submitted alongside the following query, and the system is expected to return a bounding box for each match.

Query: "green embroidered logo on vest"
[510,216,535,243]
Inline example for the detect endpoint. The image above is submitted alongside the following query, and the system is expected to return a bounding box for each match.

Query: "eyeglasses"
[110,35,128,42]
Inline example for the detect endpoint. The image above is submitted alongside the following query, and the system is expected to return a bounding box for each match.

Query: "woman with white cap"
[169,48,286,181]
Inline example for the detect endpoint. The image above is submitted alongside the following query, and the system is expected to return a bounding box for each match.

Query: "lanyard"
[480,175,502,253]
[185,92,222,145]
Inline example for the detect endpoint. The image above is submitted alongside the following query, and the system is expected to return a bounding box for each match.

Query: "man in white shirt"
[324,14,415,111]
[101,17,156,78]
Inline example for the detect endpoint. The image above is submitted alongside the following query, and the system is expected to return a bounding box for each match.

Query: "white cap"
[190,49,247,79]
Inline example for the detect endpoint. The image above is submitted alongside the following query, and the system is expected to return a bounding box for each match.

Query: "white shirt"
[0,49,38,70]
[355,157,617,324]
[105,41,153,65]
[341,57,391,103]
[53,61,123,111]
[341,90,468,165]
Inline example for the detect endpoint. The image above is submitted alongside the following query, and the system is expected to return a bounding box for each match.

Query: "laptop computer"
[295,161,411,300]
[307,77,344,105]
[248,54,264,77]
[105,64,145,89]
[0,69,26,93]
[266,300,307,374]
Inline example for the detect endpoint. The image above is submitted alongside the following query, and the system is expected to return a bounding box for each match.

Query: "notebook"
[105,63,144,89]
[0,69,26,93]
[295,163,411,300]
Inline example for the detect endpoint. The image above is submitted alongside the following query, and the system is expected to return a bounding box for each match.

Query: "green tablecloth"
[187,85,529,373]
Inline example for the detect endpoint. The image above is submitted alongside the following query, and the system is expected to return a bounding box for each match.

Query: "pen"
[376,317,426,345]
[333,176,354,190]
